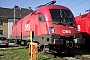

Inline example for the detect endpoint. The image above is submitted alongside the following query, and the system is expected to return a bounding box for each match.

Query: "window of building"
[0,21,3,25]
[0,30,3,34]
[38,13,45,22]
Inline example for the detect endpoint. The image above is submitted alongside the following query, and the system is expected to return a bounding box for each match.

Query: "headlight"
[49,27,55,33]
[74,34,82,38]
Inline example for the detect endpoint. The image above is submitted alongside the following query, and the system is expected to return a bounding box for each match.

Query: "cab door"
[36,13,47,35]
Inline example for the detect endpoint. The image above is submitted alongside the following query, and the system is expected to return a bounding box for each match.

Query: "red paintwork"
[12,4,77,37]
[12,23,17,36]
[16,20,22,36]
[75,12,90,35]
[54,25,76,36]
[12,20,22,36]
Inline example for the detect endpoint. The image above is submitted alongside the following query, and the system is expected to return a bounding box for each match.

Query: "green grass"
[0,47,29,60]
[0,47,53,60]
[38,52,54,60]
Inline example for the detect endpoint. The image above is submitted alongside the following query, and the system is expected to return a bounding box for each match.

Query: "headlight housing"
[49,27,55,34]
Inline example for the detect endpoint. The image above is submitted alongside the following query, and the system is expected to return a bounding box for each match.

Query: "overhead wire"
[22,0,89,11]
[65,0,74,5]
[21,0,29,7]
[70,0,89,8]
[27,0,37,7]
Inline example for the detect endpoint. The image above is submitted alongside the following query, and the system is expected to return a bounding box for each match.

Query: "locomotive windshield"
[50,9,75,26]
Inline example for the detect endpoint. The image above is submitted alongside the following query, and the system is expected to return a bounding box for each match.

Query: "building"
[0,6,33,38]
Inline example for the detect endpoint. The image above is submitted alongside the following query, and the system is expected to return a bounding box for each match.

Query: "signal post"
[29,31,38,60]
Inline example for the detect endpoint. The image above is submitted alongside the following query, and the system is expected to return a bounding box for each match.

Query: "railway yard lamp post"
[14,7,15,23]
[14,6,16,23]
[14,5,20,23]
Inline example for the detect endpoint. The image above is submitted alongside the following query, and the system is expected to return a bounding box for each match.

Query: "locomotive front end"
[33,4,85,53]
[49,9,85,48]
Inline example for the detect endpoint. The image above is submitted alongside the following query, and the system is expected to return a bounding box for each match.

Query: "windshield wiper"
[53,21,66,26]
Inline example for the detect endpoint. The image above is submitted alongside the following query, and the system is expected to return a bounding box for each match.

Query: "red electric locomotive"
[12,1,85,53]
[75,10,90,49]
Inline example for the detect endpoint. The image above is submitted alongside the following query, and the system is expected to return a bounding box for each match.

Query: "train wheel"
[40,45,51,53]
[21,40,26,46]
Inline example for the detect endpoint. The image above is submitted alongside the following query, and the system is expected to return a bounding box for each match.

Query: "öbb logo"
[25,20,30,32]
[62,30,71,33]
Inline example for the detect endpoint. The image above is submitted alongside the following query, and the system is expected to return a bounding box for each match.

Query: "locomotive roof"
[75,12,90,19]
[36,4,69,10]
[31,4,70,15]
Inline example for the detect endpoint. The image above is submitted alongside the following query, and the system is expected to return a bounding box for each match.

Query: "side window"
[0,30,4,35]
[38,13,45,21]
[0,21,3,25]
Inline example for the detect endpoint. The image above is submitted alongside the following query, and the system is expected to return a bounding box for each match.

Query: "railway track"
[45,53,90,60]
[44,49,90,60]
[14,42,90,60]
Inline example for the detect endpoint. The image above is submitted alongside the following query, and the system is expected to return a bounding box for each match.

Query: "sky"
[0,0,90,16]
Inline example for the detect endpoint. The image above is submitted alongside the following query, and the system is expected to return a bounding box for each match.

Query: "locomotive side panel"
[75,17,87,33]
[75,13,90,34]
[12,23,17,37]
[22,15,31,37]
[16,20,22,37]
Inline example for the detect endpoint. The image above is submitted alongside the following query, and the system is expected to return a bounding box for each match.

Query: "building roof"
[0,6,33,19]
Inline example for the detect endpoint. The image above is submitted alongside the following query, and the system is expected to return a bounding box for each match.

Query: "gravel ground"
[45,49,90,60]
